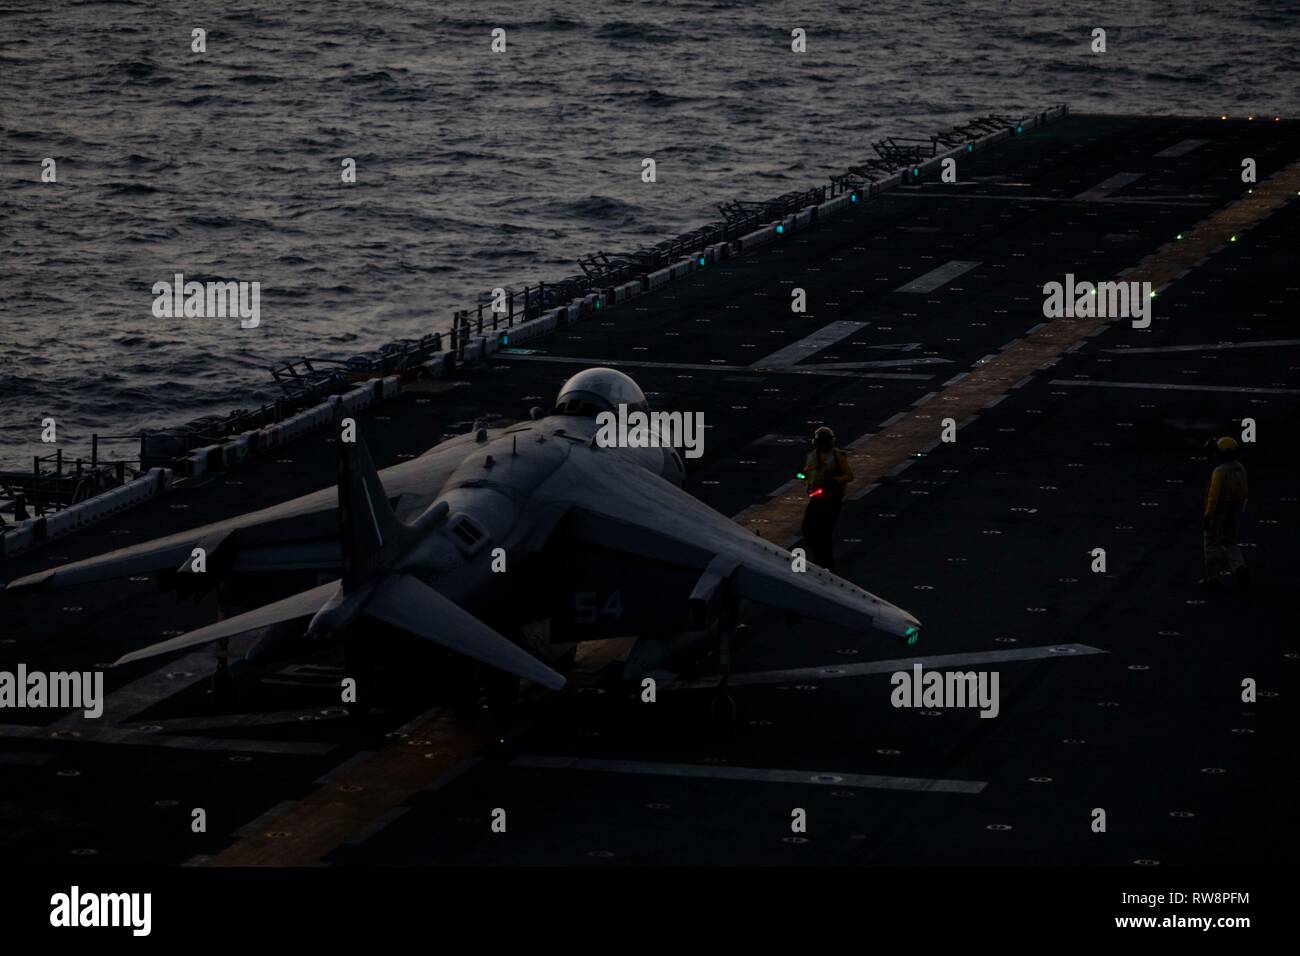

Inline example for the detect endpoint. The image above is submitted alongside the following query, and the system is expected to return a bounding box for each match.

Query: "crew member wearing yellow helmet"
[800,426,854,573]
[1201,436,1249,592]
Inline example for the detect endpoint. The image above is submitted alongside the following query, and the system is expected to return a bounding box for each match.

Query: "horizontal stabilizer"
[364,573,565,690]
[113,581,340,666]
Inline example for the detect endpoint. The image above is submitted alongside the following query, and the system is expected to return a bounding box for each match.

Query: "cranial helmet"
[1215,436,1239,460]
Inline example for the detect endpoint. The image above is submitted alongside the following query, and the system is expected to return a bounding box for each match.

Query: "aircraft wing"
[543,450,921,642]
[4,445,463,594]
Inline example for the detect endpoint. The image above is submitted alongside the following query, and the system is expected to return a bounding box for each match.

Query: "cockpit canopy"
[553,367,649,417]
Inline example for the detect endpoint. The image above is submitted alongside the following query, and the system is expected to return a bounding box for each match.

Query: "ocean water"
[2,0,1298,469]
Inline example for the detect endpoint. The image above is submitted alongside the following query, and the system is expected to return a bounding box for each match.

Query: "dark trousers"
[1204,508,1244,578]
[801,496,843,573]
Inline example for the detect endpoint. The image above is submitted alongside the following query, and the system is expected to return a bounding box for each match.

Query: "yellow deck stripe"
[207,640,630,866]
[741,161,1300,541]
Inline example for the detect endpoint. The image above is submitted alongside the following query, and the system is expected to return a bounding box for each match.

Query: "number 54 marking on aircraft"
[574,590,623,624]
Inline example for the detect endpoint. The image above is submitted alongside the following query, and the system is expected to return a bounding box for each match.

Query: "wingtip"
[6,570,55,593]
[111,645,159,667]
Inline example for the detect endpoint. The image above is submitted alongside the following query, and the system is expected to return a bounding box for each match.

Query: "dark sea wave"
[2,0,1298,467]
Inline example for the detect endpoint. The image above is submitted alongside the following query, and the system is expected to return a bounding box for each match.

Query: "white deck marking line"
[890,192,1211,207]
[10,634,343,753]
[511,755,987,794]
[52,648,218,727]
[1154,138,1209,158]
[896,260,981,293]
[1049,379,1300,396]
[1073,172,1143,201]
[0,722,333,755]
[0,751,53,766]
[1103,339,1300,354]
[32,640,337,753]
[803,358,952,369]
[751,320,868,367]
[667,643,1106,690]
[494,353,932,381]
[137,707,348,733]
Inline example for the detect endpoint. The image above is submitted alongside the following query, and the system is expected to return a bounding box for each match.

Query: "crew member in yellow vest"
[1200,436,1249,592]
[800,426,854,573]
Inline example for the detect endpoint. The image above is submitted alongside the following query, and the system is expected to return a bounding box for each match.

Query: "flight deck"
[2,112,1298,867]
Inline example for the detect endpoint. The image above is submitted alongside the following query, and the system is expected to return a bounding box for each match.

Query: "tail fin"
[337,419,408,590]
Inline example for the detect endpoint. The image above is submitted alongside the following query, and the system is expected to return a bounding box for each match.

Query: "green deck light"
[905,625,919,645]
[1015,125,1023,133]
[850,192,858,202]
[1176,233,1183,240]
[795,471,806,480]
[967,143,973,152]
[776,224,784,234]
[1230,235,1238,242]
[699,257,705,266]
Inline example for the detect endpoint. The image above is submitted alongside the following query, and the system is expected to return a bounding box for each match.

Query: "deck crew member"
[1200,436,1249,592]
[800,427,853,573]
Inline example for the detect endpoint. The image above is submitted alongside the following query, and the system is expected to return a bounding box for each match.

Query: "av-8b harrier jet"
[7,369,920,697]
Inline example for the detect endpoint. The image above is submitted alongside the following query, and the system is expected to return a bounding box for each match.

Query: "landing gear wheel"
[713,618,737,724]
[208,659,235,707]
[207,638,235,708]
